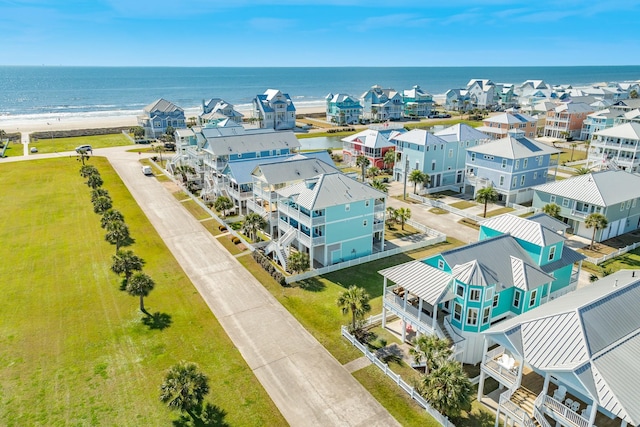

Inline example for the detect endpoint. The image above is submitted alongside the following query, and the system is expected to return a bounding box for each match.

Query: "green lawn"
[449,200,477,210]
[558,146,587,164]
[599,248,640,272]
[0,157,285,426]
[30,133,133,154]
[1,141,25,157]
[484,207,515,218]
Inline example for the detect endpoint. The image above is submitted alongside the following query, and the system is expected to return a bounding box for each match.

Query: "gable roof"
[533,170,640,206]
[527,212,570,233]
[484,270,640,425]
[342,129,400,149]
[467,132,560,159]
[252,156,338,184]
[434,123,489,143]
[479,214,565,246]
[143,98,183,114]
[484,112,537,125]
[594,122,640,140]
[378,261,454,306]
[277,172,385,210]
[390,129,448,146]
[202,129,301,156]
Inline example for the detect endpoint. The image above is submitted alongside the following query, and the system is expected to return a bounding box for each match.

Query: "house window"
[492,294,499,308]
[467,308,478,326]
[501,159,507,169]
[456,284,464,297]
[562,198,570,208]
[345,204,350,212]
[449,149,454,158]
[549,246,556,261]
[515,160,520,170]
[550,195,556,204]
[523,159,528,168]
[633,198,638,208]
[513,290,521,308]
[538,156,543,166]
[432,161,436,171]
[534,172,538,179]
[499,176,505,186]
[454,303,462,321]
[520,175,525,186]
[482,307,491,324]
[529,289,538,307]
[512,177,517,188]
[438,259,445,270]
[471,153,476,162]
[470,289,481,301]
[621,203,625,211]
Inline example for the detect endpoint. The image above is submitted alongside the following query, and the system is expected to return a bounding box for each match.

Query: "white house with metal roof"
[360,85,404,121]
[480,269,640,427]
[587,123,640,172]
[532,170,640,242]
[378,213,584,364]
[252,89,297,130]
[138,98,186,138]
[266,172,386,270]
[200,98,244,125]
[465,130,560,204]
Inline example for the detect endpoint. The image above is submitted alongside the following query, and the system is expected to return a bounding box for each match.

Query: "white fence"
[285,234,446,284]
[341,326,455,427]
[584,241,640,265]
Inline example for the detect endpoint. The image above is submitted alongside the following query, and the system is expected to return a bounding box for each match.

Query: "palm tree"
[421,360,473,417]
[77,149,91,165]
[408,169,426,194]
[86,173,103,189]
[130,126,145,140]
[91,188,109,203]
[396,207,411,230]
[367,166,380,178]
[383,149,396,170]
[175,165,196,184]
[575,167,592,175]
[409,335,453,375]
[80,165,99,178]
[631,89,638,99]
[105,220,130,251]
[287,251,310,273]
[371,179,389,193]
[127,272,155,314]
[542,203,561,219]
[93,195,113,214]
[111,249,145,286]
[570,142,578,162]
[242,212,266,242]
[475,186,498,217]
[160,361,210,419]
[585,213,608,250]
[422,172,431,191]
[100,209,124,229]
[356,155,370,182]
[386,207,398,229]
[214,196,234,218]
[336,285,371,332]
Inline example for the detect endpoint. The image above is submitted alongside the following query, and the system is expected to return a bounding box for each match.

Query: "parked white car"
[141,165,153,176]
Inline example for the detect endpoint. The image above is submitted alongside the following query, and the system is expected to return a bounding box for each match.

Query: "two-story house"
[479,269,640,427]
[200,98,244,125]
[138,98,186,138]
[586,122,640,172]
[532,170,640,242]
[391,124,489,191]
[266,172,386,270]
[444,88,470,112]
[544,102,595,139]
[580,109,624,141]
[466,79,496,109]
[465,130,560,204]
[252,89,297,130]
[402,85,434,118]
[325,93,362,125]
[342,126,404,170]
[360,85,404,121]
[476,112,538,140]
[378,213,584,364]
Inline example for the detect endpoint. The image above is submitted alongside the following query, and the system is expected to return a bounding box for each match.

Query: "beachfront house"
[252,89,297,130]
[360,85,404,121]
[402,85,434,118]
[248,156,338,238]
[544,102,595,140]
[391,123,489,191]
[325,93,362,125]
[466,79,497,109]
[514,80,554,108]
[479,269,640,427]
[138,98,186,139]
[586,122,640,172]
[532,170,640,242]
[265,172,386,270]
[379,213,584,364]
[445,88,470,112]
[476,112,538,140]
[464,129,560,204]
[341,126,404,170]
[199,98,244,125]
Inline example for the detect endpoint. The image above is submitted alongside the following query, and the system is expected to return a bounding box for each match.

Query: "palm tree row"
[80,164,155,314]
[386,206,411,230]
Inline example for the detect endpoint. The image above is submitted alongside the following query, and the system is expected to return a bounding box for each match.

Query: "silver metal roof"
[468,134,560,159]
[390,129,448,146]
[594,122,640,140]
[203,130,301,156]
[378,261,453,306]
[533,170,640,207]
[434,123,489,143]
[480,214,565,246]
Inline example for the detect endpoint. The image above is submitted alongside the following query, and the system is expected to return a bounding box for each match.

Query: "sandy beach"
[0,105,327,135]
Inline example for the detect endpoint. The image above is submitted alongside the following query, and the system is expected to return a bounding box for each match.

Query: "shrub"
[231,236,240,244]
[218,225,228,232]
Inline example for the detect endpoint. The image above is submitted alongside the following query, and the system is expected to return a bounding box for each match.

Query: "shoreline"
[0,105,328,135]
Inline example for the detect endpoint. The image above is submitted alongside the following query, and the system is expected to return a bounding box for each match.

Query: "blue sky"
[1,0,639,66]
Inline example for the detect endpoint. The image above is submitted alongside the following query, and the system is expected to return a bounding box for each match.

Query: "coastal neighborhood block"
[252,89,297,130]
[480,269,640,427]
[138,98,186,138]
[378,213,584,364]
[586,122,640,172]
[360,85,403,121]
[325,93,362,125]
[476,112,538,140]
[532,170,640,242]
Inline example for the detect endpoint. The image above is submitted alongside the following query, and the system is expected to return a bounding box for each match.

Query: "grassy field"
[1,141,25,157]
[30,133,133,154]
[0,157,285,426]
[558,146,588,164]
[449,200,477,210]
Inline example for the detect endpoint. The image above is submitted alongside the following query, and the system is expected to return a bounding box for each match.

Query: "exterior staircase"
[436,316,454,346]
[510,387,537,418]
[265,227,297,271]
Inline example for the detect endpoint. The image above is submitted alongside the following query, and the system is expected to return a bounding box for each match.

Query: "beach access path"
[101,147,399,427]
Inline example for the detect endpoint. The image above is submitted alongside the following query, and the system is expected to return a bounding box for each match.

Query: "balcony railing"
[383,291,436,337]
[481,346,519,387]
[498,388,536,427]
[537,393,590,427]
[279,204,325,226]
[277,220,325,247]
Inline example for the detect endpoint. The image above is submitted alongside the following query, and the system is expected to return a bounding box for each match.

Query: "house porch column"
[382,278,387,328]
[542,373,550,395]
[589,402,599,427]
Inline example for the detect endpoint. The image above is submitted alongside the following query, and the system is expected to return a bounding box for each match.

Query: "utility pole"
[403,156,409,201]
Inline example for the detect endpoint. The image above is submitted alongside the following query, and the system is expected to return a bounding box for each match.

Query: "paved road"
[99,147,399,427]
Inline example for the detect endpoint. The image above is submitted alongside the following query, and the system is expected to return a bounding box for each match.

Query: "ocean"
[1,66,639,123]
